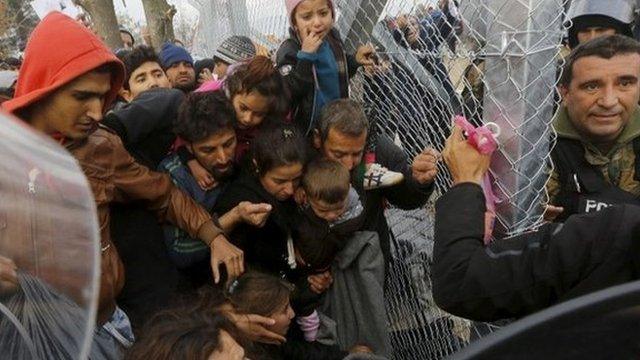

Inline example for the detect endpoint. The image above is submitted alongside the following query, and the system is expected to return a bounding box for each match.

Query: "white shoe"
[363,163,404,190]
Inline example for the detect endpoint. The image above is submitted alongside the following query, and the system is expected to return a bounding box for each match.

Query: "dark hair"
[225,272,293,316]
[302,158,350,204]
[175,90,236,143]
[561,34,640,86]
[92,62,120,76]
[251,124,308,176]
[195,58,216,76]
[317,99,369,142]
[126,310,239,360]
[117,45,161,90]
[225,56,290,118]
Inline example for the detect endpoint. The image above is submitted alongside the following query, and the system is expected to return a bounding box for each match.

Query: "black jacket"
[276,28,359,135]
[251,323,347,360]
[551,137,640,221]
[433,183,640,322]
[214,172,299,279]
[102,88,184,169]
[293,195,365,269]
[357,135,435,263]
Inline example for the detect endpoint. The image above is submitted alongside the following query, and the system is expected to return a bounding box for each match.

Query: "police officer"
[565,0,636,49]
[547,35,640,221]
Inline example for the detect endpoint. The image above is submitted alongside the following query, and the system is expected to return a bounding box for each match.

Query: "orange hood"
[2,12,124,115]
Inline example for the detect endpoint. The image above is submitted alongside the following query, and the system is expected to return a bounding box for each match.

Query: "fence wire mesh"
[191,0,568,358]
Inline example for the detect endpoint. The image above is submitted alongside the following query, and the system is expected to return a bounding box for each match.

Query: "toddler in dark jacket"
[293,158,365,342]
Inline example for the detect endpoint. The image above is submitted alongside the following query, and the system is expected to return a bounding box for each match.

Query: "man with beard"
[159,42,197,93]
[159,90,272,288]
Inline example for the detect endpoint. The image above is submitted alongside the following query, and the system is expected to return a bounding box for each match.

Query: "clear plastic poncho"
[0,111,100,360]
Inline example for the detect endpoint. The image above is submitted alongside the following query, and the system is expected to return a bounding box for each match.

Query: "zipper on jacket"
[306,67,320,137]
[28,168,41,274]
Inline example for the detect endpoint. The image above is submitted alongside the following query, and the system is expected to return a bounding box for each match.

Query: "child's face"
[308,195,348,222]
[268,300,295,336]
[232,90,270,130]
[293,0,334,41]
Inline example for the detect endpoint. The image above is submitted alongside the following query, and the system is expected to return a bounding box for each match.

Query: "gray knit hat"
[214,36,257,65]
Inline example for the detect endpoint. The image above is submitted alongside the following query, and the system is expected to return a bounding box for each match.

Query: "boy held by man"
[291,158,364,342]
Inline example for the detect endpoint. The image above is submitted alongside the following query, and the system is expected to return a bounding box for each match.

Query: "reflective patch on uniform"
[279,65,292,76]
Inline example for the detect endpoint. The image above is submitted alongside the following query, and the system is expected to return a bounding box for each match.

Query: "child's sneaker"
[363,163,404,190]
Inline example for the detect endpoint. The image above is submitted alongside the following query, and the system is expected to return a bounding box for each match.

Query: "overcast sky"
[31,0,439,23]
[31,0,194,23]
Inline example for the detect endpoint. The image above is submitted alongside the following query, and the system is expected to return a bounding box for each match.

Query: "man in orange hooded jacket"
[1,11,244,355]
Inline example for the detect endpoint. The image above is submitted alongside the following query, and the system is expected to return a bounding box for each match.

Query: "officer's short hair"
[561,34,640,87]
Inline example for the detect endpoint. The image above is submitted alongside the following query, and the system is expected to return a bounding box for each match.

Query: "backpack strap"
[632,136,640,182]
[552,138,607,194]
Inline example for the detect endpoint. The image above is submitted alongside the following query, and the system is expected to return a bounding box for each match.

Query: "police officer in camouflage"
[547,34,640,221]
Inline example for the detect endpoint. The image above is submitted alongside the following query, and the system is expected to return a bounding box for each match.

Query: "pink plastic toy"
[454,115,501,244]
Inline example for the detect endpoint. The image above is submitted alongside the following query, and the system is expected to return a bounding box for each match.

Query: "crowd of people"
[2,0,640,359]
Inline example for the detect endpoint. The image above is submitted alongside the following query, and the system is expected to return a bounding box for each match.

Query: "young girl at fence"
[178,56,291,190]
[214,124,308,282]
[277,0,404,190]
[219,271,371,359]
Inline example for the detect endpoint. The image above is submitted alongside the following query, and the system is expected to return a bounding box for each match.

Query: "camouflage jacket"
[547,106,640,204]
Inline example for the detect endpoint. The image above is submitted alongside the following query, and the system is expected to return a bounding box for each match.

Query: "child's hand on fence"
[356,43,376,66]
[187,159,216,190]
[300,28,323,54]
[363,57,391,77]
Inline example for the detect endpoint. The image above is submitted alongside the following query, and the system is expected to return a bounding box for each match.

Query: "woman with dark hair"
[199,271,356,360]
[214,124,308,280]
[125,309,246,360]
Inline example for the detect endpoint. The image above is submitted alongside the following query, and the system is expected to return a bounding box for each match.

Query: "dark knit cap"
[159,42,194,69]
[214,36,256,65]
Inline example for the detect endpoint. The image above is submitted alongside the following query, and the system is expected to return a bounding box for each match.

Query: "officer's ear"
[558,84,569,104]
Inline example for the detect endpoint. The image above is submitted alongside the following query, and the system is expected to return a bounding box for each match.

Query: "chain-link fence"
[191,0,568,358]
